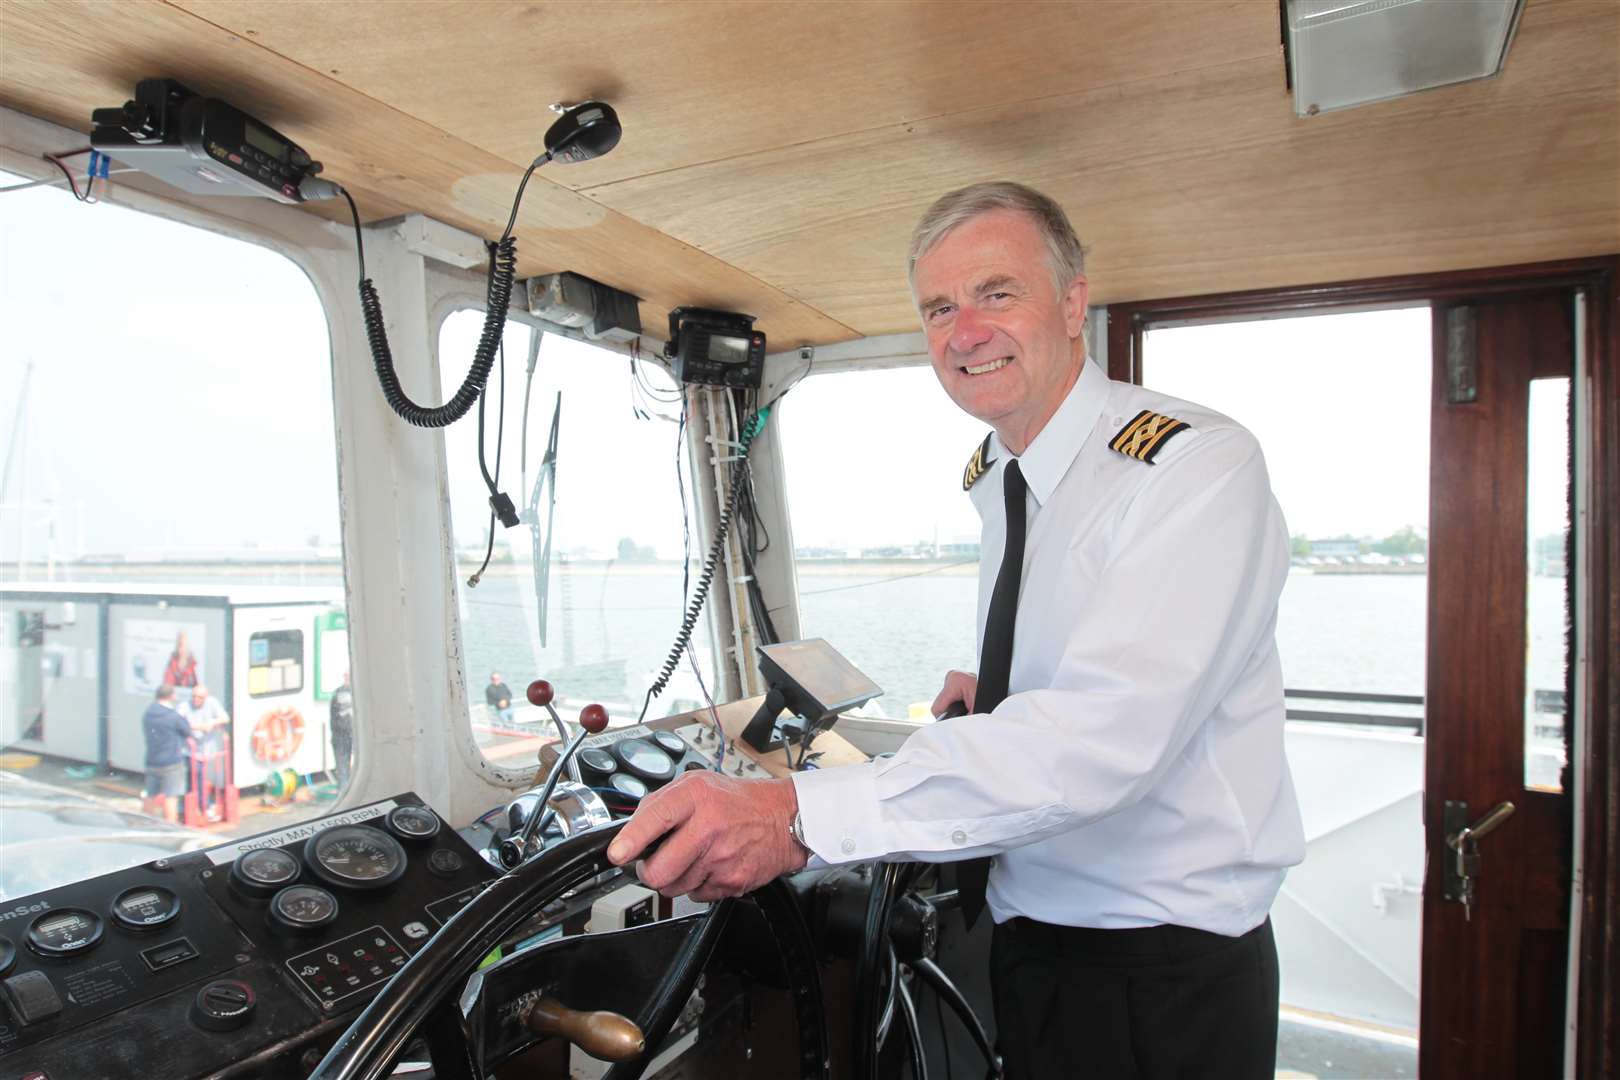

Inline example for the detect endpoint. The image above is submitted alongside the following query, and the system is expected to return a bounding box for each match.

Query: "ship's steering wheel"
[307,820,829,1080]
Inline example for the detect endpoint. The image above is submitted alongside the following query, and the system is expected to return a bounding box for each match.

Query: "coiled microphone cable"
[639,406,771,722]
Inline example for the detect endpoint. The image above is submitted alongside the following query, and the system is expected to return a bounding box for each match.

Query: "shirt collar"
[990,359,1108,507]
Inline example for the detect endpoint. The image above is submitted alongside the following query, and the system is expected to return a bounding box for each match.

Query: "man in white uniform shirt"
[610,181,1304,1077]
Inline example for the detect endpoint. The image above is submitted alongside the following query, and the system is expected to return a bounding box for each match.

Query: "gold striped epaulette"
[1109,409,1190,464]
[962,433,994,490]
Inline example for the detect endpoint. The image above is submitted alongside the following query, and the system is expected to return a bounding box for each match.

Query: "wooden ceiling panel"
[586,0,1619,333]
[0,0,1613,349]
[0,0,854,345]
[170,0,1283,191]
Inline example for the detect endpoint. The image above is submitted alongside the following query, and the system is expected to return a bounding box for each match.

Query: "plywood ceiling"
[2,0,1616,347]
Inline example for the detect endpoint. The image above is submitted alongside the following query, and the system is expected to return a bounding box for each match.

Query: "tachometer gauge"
[615,738,675,783]
[268,885,339,933]
[112,885,181,931]
[231,847,301,898]
[28,908,103,957]
[305,825,407,890]
[385,804,441,843]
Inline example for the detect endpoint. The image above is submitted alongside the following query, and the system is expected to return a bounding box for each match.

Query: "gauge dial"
[615,738,675,782]
[112,885,181,930]
[27,908,103,957]
[653,730,687,758]
[577,747,617,781]
[385,804,441,843]
[608,773,648,799]
[232,847,301,897]
[268,885,339,932]
[0,936,14,976]
[305,825,407,890]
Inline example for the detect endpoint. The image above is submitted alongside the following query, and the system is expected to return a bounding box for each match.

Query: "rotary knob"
[191,979,256,1032]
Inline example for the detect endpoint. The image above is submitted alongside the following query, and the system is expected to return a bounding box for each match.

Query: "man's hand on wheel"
[607,772,810,902]
[931,669,978,717]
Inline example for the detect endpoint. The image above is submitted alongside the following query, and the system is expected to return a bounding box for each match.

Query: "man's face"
[914,210,1089,452]
[491,674,503,685]
[192,690,206,708]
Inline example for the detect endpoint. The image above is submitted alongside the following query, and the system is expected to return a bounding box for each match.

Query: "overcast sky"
[2,169,1568,565]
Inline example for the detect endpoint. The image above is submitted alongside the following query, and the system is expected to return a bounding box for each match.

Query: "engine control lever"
[522,995,645,1062]
[500,694,610,868]
[936,700,969,720]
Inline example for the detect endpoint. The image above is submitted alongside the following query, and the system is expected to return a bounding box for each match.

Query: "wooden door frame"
[1107,256,1619,1079]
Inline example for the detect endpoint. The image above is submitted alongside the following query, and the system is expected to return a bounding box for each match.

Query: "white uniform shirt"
[792,360,1305,935]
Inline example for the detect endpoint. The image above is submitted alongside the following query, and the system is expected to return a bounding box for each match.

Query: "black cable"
[340,162,543,429]
[912,957,999,1079]
[467,335,508,586]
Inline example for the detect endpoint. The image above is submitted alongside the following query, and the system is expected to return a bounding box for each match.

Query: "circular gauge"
[232,847,301,897]
[0,936,14,976]
[268,885,339,933]
[427,847,464,877]
[577,747,617,782]
[607,773,648,800]
[112,885,181,931]
[385,805,441,843]
[27,908,103,958]
[615,738,675,783]
[653,731,688,758]
[305,825,407,890]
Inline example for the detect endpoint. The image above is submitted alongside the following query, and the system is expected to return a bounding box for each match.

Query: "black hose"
[912,956,1001,1078]
[894,954,929,1080]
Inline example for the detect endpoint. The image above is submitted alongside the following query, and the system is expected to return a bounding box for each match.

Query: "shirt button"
[840,837,856,855]
[951,828,968,846]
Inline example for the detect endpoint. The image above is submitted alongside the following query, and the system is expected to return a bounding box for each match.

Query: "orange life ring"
[251,707,306,764]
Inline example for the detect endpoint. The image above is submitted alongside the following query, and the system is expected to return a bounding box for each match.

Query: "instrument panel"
[0,793,495,1079]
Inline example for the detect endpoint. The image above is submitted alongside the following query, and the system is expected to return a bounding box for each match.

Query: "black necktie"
[958,459,1027,929]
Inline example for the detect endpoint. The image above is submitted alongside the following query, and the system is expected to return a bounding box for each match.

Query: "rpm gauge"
[305,825,407,890]
[615,738,676,783]
[268,885,339,933]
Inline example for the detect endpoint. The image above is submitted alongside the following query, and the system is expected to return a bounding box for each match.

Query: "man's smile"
[963,355,1013,376]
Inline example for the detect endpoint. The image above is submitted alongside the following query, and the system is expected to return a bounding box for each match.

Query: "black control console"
[0,793,495,1079]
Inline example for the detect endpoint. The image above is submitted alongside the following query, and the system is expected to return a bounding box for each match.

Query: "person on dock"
[140,683,193,823]
[180,684,230,819]
[329,671,355,788]
[485,672,514,725]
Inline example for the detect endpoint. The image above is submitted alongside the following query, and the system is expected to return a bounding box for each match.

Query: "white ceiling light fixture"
[1284,0,1528,117]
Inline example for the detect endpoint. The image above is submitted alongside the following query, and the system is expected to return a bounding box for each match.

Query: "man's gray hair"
[907,181,1086,296]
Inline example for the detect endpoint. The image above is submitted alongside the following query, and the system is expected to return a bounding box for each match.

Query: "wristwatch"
[788,811,808,853]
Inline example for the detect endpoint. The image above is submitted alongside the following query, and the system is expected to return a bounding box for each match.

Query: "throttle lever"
[522,996,645,1062]
[937,700,969,720]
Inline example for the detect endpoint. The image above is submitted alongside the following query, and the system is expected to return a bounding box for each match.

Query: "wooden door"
[1421,292,1575,1078]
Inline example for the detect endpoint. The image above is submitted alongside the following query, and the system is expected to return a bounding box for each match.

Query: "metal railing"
[1285,688,1425,733]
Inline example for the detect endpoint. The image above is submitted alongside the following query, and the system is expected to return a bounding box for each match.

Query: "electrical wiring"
[467,334,509,587]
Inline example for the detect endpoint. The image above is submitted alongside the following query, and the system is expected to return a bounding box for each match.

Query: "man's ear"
[1063,274,1090,340]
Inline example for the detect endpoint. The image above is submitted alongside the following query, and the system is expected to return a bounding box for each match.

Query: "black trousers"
[990,916,1279,1080]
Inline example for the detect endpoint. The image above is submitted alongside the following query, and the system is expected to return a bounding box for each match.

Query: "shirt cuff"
[790,762,881,864]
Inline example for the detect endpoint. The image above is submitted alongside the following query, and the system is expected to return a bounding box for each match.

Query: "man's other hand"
[606,772,809,902]
[930,670,979,717]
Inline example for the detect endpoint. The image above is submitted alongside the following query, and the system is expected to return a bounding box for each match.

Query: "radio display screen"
[244,121,288,162]
[704,334,750,366]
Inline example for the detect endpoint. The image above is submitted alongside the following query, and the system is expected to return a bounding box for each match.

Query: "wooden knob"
[527,680,554,707]
[579,703,609,734]
[522,996,644,1061]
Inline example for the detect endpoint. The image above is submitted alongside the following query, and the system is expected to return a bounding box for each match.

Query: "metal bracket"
[1445,306,1477,404]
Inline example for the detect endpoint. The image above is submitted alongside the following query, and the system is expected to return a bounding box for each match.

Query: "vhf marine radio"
[91,79,321,204]
[665,307,767,389]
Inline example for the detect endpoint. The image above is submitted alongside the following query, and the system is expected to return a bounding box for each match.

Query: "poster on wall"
[124,619,208,695]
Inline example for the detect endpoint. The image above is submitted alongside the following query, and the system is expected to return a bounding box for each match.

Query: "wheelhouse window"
[0,167,352,895]
[436,314,705,767]
[777,364,986,719]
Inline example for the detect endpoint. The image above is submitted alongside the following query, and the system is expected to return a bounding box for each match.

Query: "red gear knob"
[526,680,554,707]
[579,704,609,734]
